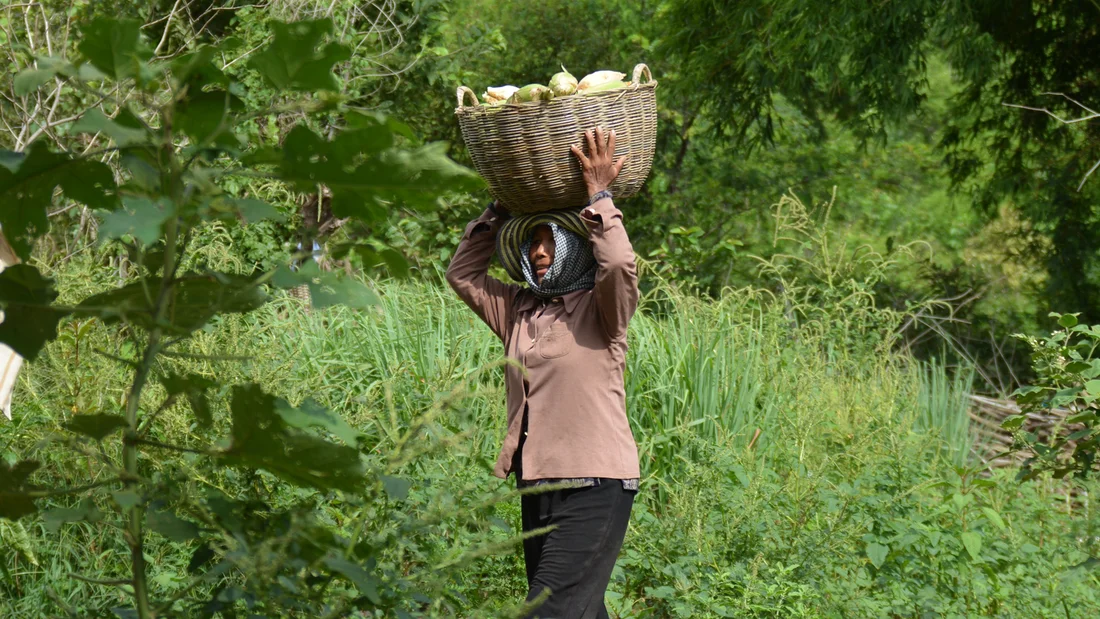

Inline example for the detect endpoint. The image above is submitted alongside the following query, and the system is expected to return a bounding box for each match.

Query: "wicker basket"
[455,64,657,213]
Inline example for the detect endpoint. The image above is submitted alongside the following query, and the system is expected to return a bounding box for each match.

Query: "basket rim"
[455,80,658,116]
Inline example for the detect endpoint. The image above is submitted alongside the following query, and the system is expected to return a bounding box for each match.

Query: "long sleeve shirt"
[445,197,641,482]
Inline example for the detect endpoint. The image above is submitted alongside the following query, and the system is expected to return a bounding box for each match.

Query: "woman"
[446,127,640,618]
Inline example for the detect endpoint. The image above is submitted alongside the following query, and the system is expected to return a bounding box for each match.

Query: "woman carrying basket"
[446,127,640,618]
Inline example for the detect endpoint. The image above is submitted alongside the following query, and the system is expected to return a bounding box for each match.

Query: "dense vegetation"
[2,1,1099,617]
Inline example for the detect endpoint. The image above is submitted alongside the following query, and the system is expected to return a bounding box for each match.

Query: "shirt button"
[552,298,562,304]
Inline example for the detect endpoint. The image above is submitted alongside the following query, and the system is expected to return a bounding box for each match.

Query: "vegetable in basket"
[549,66,578,97]
[577,70,626,92]
[482,85,519,105]
[507,84,555,103]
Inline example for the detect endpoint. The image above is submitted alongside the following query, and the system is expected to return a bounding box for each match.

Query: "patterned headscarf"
[497,210,596,299]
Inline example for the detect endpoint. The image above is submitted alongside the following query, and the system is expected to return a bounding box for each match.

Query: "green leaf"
[1086,380,1100,396]
[1066,361,1092,374]
[1059,313,1079,328]
[0,144,117,258]
[147,504,199,542]
[203,197,286,224]
[161,373,216,428]
[866,542,888,568]
[980,507,1006,531]
[176,89,243,147]
[1066,412,1098,424]
[271,263,378,310]
[99,196,172,246]
[0,520,38,565]
[951,492,972,509]
[1074,556,1100,571]
[276,124,481,223]
[248,19,351,92]
[111,490,141,511]
[187,542,216,574]
[1000,415,1026,431]
[275,398,359,445]
[70,108,149,147]
[357,246,410,278]
[0,459,41,520]
[77,272,268,334]
[13,69,57,96]
[42,501,103,533]
[64,413,129,441]
[77,18,150,80]
[960,531,982,560]
[380,475,411,501]
[0,264,68,360]
[170,45,228,89]
[221,384,366,492]
[323,555,381,604]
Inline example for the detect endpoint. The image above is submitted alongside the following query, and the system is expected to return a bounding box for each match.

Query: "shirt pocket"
[538,322,575,359]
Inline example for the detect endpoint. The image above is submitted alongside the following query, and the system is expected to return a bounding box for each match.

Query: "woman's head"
[528,224,555,284]
[499,213,596,298]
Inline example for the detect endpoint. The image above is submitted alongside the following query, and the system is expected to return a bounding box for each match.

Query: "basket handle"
[456,86,479,108]
[632,63,654,84]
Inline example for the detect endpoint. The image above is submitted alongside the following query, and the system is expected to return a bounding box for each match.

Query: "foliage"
[1006,313,1100,482]
[659,0,1100,324]
[6,261,1099,617]
[0,12,495,618]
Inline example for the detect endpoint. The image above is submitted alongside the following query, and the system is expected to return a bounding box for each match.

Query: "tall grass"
[13,252,1082,618]
[914,357,975,466]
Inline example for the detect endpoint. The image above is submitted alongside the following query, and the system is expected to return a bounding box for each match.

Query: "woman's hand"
[571,127,628,198]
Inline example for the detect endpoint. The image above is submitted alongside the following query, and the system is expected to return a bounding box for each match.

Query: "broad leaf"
[99,196,173,246]
[380,475,411,501]
[171,45,229,89]
[0,459,40,520]
[866,542,888,568]
[221,384,366,492]
[147,503,200,542]
[980,507,1006,531]
[176,89,243,148]
[1086,380,1100,396]
[1058,313,1079,328]
[248,20,351,92]
[77,272,268,334]
[960,531,982,560]
[161,373,216,428]
[13,68,57,96]
[277,124,481,223]
[71,108,149,147]
[64,413,129,441]
[77,18,150,80]
[323,555,381,604]
[42,500,103,533]
[203,197,285,224]
[111,490,141,511]
[0,264,67,360]
[272,263,378,309]
[275,398,359,445]
[0,144,117,258]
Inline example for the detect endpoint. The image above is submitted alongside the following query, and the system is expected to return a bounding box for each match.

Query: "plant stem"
[122,213,179,619]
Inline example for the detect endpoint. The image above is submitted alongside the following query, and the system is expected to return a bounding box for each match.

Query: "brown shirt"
[445,197,641,481]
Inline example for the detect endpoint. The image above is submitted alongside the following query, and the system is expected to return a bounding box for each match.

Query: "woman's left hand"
[571,127,628,198]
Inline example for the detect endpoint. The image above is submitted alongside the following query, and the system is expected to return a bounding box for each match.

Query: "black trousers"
[519,480,635,619]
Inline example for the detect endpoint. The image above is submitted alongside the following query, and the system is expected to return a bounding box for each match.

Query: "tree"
[660,0,1100,318]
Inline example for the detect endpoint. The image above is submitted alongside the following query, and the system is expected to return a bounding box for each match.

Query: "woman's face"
[528,225,556,284]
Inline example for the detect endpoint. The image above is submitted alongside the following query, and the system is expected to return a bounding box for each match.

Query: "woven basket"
[455,64,658,214]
